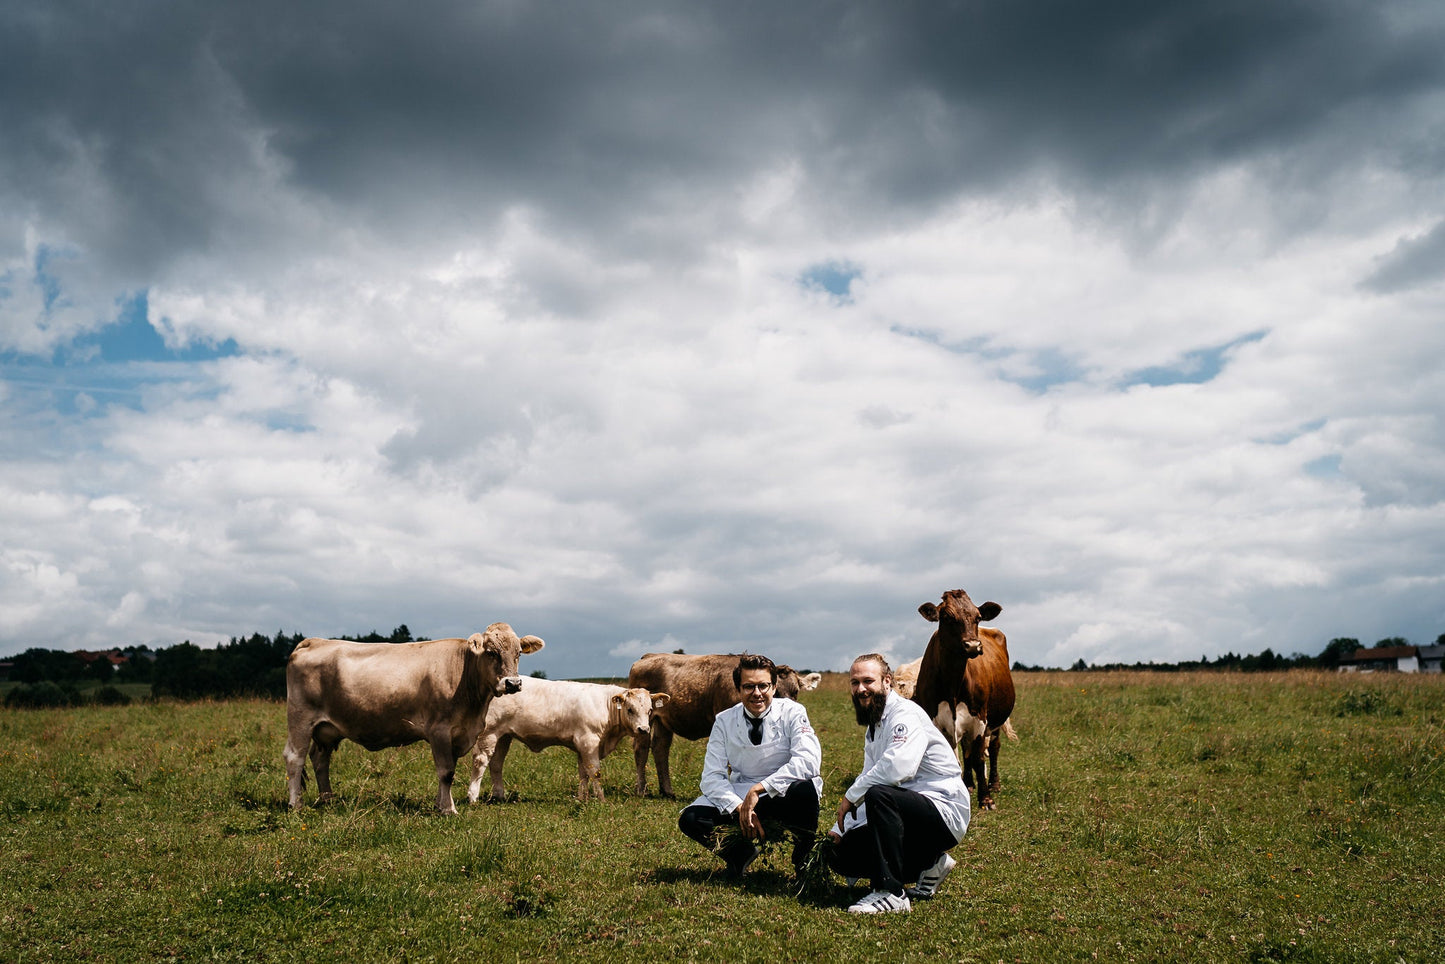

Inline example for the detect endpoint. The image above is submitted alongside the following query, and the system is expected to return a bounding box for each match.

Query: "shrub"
[91,685,132,706]
[4,681,84,709]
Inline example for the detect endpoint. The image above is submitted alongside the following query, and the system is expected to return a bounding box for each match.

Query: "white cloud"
[4,2,1445,673]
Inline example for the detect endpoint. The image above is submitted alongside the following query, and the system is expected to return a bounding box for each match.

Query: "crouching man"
[679,653,823,877]
[826,653,970,914]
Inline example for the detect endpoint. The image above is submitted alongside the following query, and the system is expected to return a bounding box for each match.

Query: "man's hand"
[738,783,767,840]
[833,795,857,835]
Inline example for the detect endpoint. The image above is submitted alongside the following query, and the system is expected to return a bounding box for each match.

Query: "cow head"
[468,623,546,697]
[611,688,670,737]
[772,668,821,699]
[919,589,1001,659]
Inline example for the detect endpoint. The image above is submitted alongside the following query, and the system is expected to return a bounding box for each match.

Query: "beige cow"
[466,680,670,802]
[893,656,923,698]
[284,623,544,814]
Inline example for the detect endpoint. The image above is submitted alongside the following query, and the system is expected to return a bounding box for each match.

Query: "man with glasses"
[825,653,970,914]
[678,653,823,877]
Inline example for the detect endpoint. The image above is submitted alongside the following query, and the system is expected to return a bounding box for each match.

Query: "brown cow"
[913,589,1015,810]
[284,623,544,814]
[626,653,821,798]
[466,680,670,802]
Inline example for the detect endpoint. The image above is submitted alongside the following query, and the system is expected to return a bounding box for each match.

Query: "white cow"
[285,623,544,814]
[467,680,670,802]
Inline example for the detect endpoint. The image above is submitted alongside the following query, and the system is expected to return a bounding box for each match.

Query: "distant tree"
[1241,648,1280,672]
[672,648,685,654]
[85,654,117,683]
[530,669,548,679]
[8,648,85,684]
[151,641,218,700]
[1437,633,1445,647]
[1317,638,1360,669]
[1069,658,1089,671]
[117,646,154,683]
[389,624,413,643]
[1374,636,1410,649]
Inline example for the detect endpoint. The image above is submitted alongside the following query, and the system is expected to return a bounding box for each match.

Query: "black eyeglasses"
[739,682,773,693]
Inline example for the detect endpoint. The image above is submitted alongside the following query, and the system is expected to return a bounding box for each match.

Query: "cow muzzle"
[501,676,524,695]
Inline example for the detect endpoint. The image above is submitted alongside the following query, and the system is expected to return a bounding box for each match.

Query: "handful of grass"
[710,819,837,898]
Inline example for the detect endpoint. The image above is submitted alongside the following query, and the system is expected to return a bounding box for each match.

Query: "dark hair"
[852,653,893,679]
[733,653,779,690]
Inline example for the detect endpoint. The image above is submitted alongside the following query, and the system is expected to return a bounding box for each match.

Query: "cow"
[893,657,922,699]
[896,654,1016,732]
[466,681,670,803]
[626,652,821,798]
[284,623,544,814]
[912,589,1015,810]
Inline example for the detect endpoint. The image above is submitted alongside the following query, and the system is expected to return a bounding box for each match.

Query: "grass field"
[2,670,1441,962]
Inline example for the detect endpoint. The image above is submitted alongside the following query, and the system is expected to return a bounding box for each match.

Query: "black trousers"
[826,784,957,895]
[679,779,820,869]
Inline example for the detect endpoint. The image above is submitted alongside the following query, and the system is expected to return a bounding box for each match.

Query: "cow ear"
[466,633,488,655]
[610,694,624,709]
[652,693,671,707]
[520,635,545,654]
[918,602,940,622]
[801,672,822,691]
[979,601,1002,621]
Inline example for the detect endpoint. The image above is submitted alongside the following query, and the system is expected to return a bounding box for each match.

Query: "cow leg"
[428,739,460,815]
[967,735,993,810]
[487,735,513,801]
[309,739,335,804]
[467,733,498,804]
[651,727,677,799]
[283,722,311,811]
[632,727,652,795]
[987,730,1003,794]
[576,741,603,802]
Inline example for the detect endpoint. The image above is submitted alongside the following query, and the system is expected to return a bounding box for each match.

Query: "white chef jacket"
[830,691,971,843]
[692,697,824,813]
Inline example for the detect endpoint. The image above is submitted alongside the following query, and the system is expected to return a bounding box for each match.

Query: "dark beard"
[852,692,885,730]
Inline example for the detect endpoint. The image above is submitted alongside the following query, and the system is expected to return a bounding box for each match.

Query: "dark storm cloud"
[1363,219,1445,292]
[6,0,1445,274]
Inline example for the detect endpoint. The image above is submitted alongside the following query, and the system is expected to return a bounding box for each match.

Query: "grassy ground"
[1,670,1440,962]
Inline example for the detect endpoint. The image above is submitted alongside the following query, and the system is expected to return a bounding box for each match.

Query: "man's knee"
[679,806,710,841]
[786,778,819,804]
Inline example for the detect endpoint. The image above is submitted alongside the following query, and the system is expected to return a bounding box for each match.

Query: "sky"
[3,0,1445,676]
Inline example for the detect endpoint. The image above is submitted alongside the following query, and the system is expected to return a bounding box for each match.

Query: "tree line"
[1018,635,1444,673]
[1,625,418,708]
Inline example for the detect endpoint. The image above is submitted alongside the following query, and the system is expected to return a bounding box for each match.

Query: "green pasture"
[1,671,1441,962]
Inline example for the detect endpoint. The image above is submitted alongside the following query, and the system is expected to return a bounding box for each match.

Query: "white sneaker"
[846,890,911,914]
[906,852,956,899]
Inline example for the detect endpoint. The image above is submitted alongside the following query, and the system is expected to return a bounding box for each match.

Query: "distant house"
[74,650,128,673]
[1418,645,1445,674]
[1340,645,1420,673]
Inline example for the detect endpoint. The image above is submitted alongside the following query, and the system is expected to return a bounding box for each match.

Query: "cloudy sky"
[3,0,1444,675]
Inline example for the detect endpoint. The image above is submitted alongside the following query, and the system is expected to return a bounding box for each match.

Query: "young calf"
[467,679,670,802]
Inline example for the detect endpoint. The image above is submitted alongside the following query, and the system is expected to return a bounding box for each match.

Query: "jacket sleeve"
[698,715,743,812]
[843,716,929,805]
[758,705,823,797]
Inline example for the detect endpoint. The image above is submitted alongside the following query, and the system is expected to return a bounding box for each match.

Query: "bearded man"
[826,653,970,914]
[678,653,823,878]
